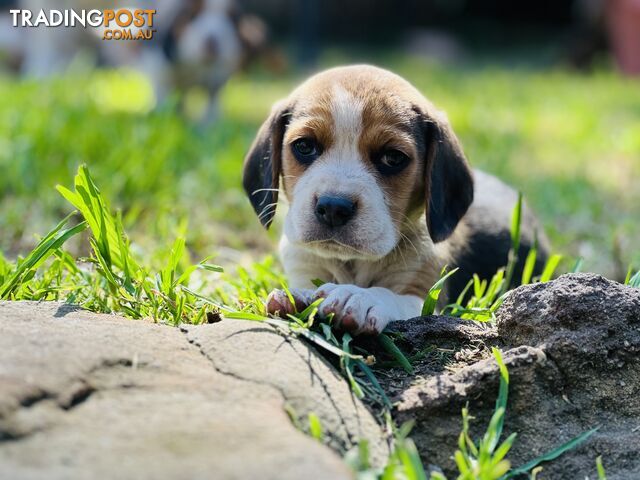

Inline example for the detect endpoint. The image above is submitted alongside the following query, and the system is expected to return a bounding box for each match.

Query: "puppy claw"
[266,288,313,318]
[339,316,359,332]
[313,284,393,335]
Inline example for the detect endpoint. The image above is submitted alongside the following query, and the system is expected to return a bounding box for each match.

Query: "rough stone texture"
[0,301,386,480]
[367,316,499,399]
[394,274,640,479]
[390,315,497,343]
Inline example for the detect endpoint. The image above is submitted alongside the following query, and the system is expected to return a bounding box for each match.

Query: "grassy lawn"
[1,56,638,278]
[0,53,633,479]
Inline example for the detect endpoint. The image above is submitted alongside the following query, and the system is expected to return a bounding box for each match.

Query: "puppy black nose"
[315,195,357,228]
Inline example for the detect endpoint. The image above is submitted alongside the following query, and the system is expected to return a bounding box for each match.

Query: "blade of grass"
[356,360,392,409]
[342,358,364,398]
[397,438,428,480]
[378,333,414,374]
[490,347,509,452]
[422,267,459,315]
[520,247,537,285]
[503,427,599,478]
[572,257,584,273]
[0,216,87,298]
[596,456,607,480]
[308,412,323,441]
[501,192,522,295]
[626,270,640,288]
[539,254,563,282]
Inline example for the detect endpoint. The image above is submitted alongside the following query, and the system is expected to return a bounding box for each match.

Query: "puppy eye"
[291,138,321,163]
[378,149,410,174]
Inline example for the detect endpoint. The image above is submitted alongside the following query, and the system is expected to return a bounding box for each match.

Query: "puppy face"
[243,65,474,260]
[281,83,425,260]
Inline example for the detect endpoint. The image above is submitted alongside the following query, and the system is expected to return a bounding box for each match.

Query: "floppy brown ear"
[420,108,474,243]
[242,100,291,229]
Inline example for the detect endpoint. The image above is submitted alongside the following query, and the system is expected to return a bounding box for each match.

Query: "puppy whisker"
[251,188,281,195]
[257,203,278,222]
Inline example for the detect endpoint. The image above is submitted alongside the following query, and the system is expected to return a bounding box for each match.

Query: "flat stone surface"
[0,301,380,480]
[183,319,388,464]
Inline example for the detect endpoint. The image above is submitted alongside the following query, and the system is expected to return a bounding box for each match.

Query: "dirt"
[359,273,640,479]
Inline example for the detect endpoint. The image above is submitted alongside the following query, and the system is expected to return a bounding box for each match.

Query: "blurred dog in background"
[0,0,270,119]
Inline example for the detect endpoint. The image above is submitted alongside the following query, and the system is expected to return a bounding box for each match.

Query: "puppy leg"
[266,288,315,317]
[314,284,423,334]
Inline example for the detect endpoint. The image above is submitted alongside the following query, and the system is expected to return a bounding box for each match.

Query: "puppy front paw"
[314,284,394,335]
[266,288,314,318]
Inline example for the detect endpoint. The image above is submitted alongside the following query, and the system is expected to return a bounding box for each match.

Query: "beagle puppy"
[243,65,549,334]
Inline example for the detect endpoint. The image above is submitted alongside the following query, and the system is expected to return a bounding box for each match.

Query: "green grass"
[1,58,639,276]
[596,456,608,480]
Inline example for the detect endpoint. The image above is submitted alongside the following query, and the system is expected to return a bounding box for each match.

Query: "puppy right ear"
[242,100,291,229]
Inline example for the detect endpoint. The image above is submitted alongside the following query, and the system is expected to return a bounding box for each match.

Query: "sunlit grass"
[1,59,638,275]
[90,68,156,114]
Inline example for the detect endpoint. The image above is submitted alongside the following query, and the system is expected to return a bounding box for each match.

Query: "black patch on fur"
[425,119,474,243]
[412,106,474,243]
[242,104,291,228]
[447,229,548,302]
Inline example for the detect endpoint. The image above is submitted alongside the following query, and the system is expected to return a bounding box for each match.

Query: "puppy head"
[243,65,473,260]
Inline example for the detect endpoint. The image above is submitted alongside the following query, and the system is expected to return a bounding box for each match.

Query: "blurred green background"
[1,55,638,278]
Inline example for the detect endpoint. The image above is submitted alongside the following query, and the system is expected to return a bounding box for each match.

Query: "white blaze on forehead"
[330,85,364,150]
[284,84,398,259]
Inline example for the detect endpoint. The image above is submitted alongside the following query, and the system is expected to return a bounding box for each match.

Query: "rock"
[498,273,640,416]
[497,273,640,352]
[0,301,387,480]
[393,274,640,479]
[182,319,388,463]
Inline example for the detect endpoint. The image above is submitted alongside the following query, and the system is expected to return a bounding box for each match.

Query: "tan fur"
[281,90,335,196]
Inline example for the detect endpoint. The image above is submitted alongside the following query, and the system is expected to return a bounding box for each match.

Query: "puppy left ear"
[419,108,474,243]
[242,100,291,229]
